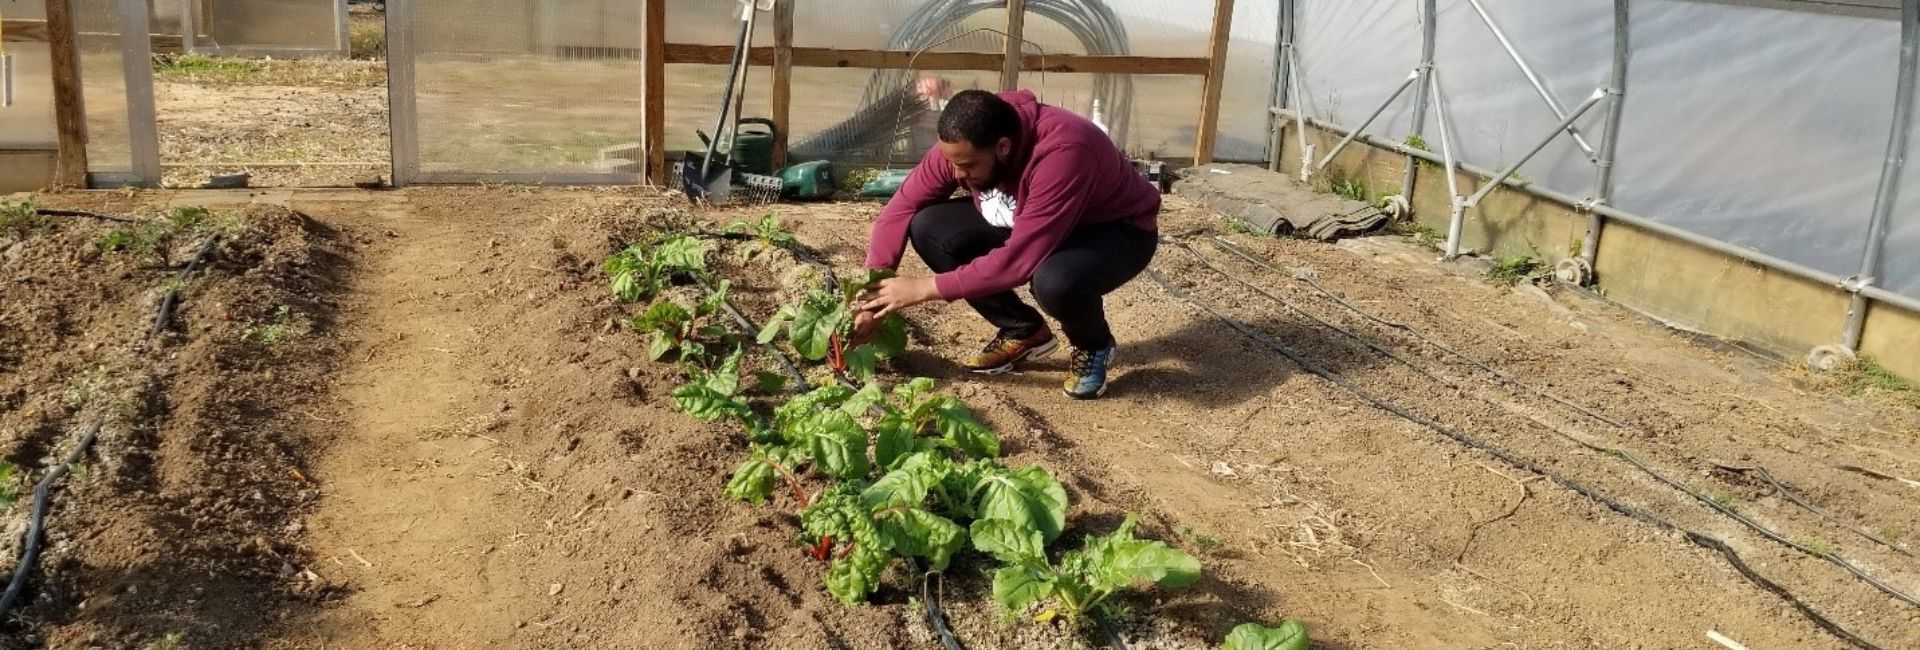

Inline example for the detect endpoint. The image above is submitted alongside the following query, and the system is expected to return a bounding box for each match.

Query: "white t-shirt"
[980,189,1018,229]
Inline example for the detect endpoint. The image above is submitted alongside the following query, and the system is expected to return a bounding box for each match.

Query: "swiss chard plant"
[604,234,708,303]
[758,270,909,381]
[630,279,734,362]
[671,349,753,426]
[723,213,800,260]
[975,513,1202,624]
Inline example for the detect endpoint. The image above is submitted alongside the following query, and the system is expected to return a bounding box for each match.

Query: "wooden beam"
[2,19,50,42]
[771,0,794,168]
[643,0,667,186]
[1000,0,1027,90]
[45,0,87,189]
[1195,0,1235,164]
[665,44,1210,76]
[151,34,183,54]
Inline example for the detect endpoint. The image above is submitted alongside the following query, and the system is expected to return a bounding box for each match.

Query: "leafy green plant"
[758,270,908,381]
[1403,134,1430,152]
[1223,620,1310,650]
[603,234,707,303]
[799,457,967,604]
[1486,255,1547,287]
[671,350,753,426]
[977,513,1200,624]
[631,280,733,362]
[725,213,800,254]
[1834,356,1920,409]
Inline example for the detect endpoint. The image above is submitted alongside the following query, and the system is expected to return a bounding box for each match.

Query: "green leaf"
[756,307,796,344]
[861,456,937,509]
[875,508,964,570]
[789,300,843,361]
[0,462,17,510]
[842,345,880,382]
[970,518,1045,565]
[872,315,910,357]
[751,371,788,395]
[1222,620,1310,650]
[672,383,749,424]
[724,456,779,505]
[1097,538,1203,592]
[653,234,708,273]
[826,553,883,605]
[976,465,1068,543]
[872,416,920,470]
[843,382,887,418]
[648,333,676,361]
[992,565,1054,612]
[933,400,1000,459]
[800,411,869,480]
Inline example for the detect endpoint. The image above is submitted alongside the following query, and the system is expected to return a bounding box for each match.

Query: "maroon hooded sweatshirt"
[865,90,1161,300]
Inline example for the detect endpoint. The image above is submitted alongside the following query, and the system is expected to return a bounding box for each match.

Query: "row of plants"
[602,218,1307,648]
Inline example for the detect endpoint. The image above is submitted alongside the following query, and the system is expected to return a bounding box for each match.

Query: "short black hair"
[936,90,1021,149]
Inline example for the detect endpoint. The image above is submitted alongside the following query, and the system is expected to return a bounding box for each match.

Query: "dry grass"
[154,53,385,89]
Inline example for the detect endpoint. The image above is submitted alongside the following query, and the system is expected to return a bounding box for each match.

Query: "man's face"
[937,137,1012,189]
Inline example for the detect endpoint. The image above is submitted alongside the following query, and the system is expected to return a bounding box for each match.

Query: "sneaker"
[964,330,1058,374]
[1062,346,1116,400]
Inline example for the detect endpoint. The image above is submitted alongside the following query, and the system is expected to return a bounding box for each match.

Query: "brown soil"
[1,196,352,648]
[3,187,1918,649]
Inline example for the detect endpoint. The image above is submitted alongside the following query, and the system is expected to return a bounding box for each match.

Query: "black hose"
[698,277,810,393]
[151,235,222,338]
[1195,237,1920,587]
[917,567,966,650]
[35,208,136,223]
[0,423,102,618]
[1143,269,1887,650]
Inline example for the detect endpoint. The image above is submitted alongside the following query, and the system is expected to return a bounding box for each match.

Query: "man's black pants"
[908,198,1157,351]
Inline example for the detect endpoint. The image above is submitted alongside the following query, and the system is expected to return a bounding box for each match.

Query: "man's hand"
[859,276,942,320]
[849,310,881,346]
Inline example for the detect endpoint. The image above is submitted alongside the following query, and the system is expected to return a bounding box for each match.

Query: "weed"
[1332,177,1368,203]
[1703,487,1742,514]
[1,200,50,242]
[1222,218,1264,236]
[64,365,123,413]
[1796,536,1839,557]
[1386,219,1443,250]
[1832,356,1920,409]
[0,461,20,510]
[246,305,305,345]
[140,631,186,650]
[154,53,262,83]
[1486,255,1548,287]
[1179,526,1226,555]
[840,168,881,193]
[1403,134,1430,152]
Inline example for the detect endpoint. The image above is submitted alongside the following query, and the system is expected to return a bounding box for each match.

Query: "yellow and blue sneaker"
[1062,345,1115,400]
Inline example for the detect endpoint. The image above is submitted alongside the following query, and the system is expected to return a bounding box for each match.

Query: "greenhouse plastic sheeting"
[193,0,344,56]
[407,0,643,177]
[1294,0,1905,294]
[1887,77,1920,299]
[0,0,54,150]
[77,0,133,174]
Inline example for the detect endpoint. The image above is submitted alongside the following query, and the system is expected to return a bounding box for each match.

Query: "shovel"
[682,0,782,205]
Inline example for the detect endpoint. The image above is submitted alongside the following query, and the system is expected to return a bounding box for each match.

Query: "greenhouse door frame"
[3,0,161,189]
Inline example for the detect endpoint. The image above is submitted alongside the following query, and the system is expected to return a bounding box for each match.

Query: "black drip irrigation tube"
[34,208,136,223]
[0,423,102,619]
[1185,236,1920,603]
[697,277,810,393]
[151,235,222,337]
[1142,269,1888,650]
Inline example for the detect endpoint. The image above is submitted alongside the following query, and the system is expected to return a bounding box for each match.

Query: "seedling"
[0,200,49,242]
[1222,619,1310,650]
[976,513,1200,624]
[724,213,799,260]
[245,305,303,345]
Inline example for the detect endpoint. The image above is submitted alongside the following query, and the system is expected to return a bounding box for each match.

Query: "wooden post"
[1000,0,1027,91]
[643,0,666,186]
[1194,0,1234,165]
[45,0,87,188]
[772,0,794,168]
